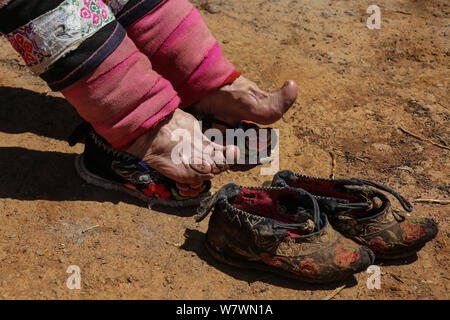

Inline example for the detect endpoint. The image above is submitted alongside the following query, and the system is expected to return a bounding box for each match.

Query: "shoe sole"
[204,238,352,284]
[75,155,209,208]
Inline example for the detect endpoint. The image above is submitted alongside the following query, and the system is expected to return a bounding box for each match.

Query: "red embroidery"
[142,183,172,199]
[8,34,36,65]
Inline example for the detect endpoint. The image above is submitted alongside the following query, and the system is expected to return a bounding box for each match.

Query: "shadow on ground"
[376,254,418,266]
[0,146,198,217]
[0,86,82,141]
[0,86,197,217]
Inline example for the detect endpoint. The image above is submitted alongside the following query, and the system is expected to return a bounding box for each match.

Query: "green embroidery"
[343,243,360,250]
[90,0,101,14]
[58,0,115,37]
[406,218,425,225]
[170,188,190,201]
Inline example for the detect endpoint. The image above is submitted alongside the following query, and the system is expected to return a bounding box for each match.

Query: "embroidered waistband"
[5,0,116,75]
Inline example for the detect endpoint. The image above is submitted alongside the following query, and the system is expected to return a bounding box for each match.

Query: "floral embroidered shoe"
[195,184,375,283]
[272,170,438,259]
[68,122,211,207]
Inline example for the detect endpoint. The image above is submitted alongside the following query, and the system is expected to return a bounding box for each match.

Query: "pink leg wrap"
[126,0,241,107]
[61,35,180,150]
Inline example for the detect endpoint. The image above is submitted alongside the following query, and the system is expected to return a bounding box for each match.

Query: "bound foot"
[126,109,239,184]
[191,76,298,126]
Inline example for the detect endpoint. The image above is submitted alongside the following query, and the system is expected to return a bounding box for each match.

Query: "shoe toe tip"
[424,218,439,239]
[356,246,376,271]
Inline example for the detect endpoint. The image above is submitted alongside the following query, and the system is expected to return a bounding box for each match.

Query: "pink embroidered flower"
[80,7,92,19]
[101,9,108,20]
[92,13,100,25]
[335,243,360,267]
[96,0,106,10]
[401,221,425,242]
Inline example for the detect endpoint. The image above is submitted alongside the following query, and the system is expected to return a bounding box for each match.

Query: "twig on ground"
[81,225,100,234]
[382,166,414,174]
[322,285,346,300]
[385,272,404,283]
[394,10,412,15]
[327,148,368,163]
[398,126,450,150]
[413,199,450,205]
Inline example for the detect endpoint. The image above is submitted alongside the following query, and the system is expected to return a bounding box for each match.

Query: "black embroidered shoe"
[195,184,375,283]
[68,122,211,207]
[272,170,438,259]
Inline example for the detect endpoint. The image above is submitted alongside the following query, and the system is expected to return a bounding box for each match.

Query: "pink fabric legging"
[62,0,239,150]
[126,0,241,107]
[61,35,180,150]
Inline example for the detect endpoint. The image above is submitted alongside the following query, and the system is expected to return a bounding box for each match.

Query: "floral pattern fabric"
[5,0,115,75]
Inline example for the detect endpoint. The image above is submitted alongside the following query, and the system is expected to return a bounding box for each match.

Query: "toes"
[178,171,215,184]
[190,160,213,174]
[144,157,215,185]
[239,79,298,125]
[225,145,240,164]
[202,141,231,173]
[179,160,215,183]
[210,148,229,173]
[197,137,240,173]
[254,80,298,125]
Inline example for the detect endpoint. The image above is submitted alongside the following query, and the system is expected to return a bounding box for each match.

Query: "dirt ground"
[0,0,448,300]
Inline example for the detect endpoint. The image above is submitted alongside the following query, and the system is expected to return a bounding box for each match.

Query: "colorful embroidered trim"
[42,21,126,91]
[5,0,115,75]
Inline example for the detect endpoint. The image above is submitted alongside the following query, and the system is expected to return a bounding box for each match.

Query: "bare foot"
[126,109,239,184]
[191,76,298,126]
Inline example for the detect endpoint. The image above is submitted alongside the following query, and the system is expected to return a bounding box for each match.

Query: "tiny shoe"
[195,184,375,283]
[68,122,211,207]
[272,170,439,259]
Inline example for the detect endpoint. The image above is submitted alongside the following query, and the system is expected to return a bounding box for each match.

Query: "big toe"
[202,141,240,171]
[280,80,298,109]
[225,144,240,164]
[254,80,298,125]
[190,160,214,175]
